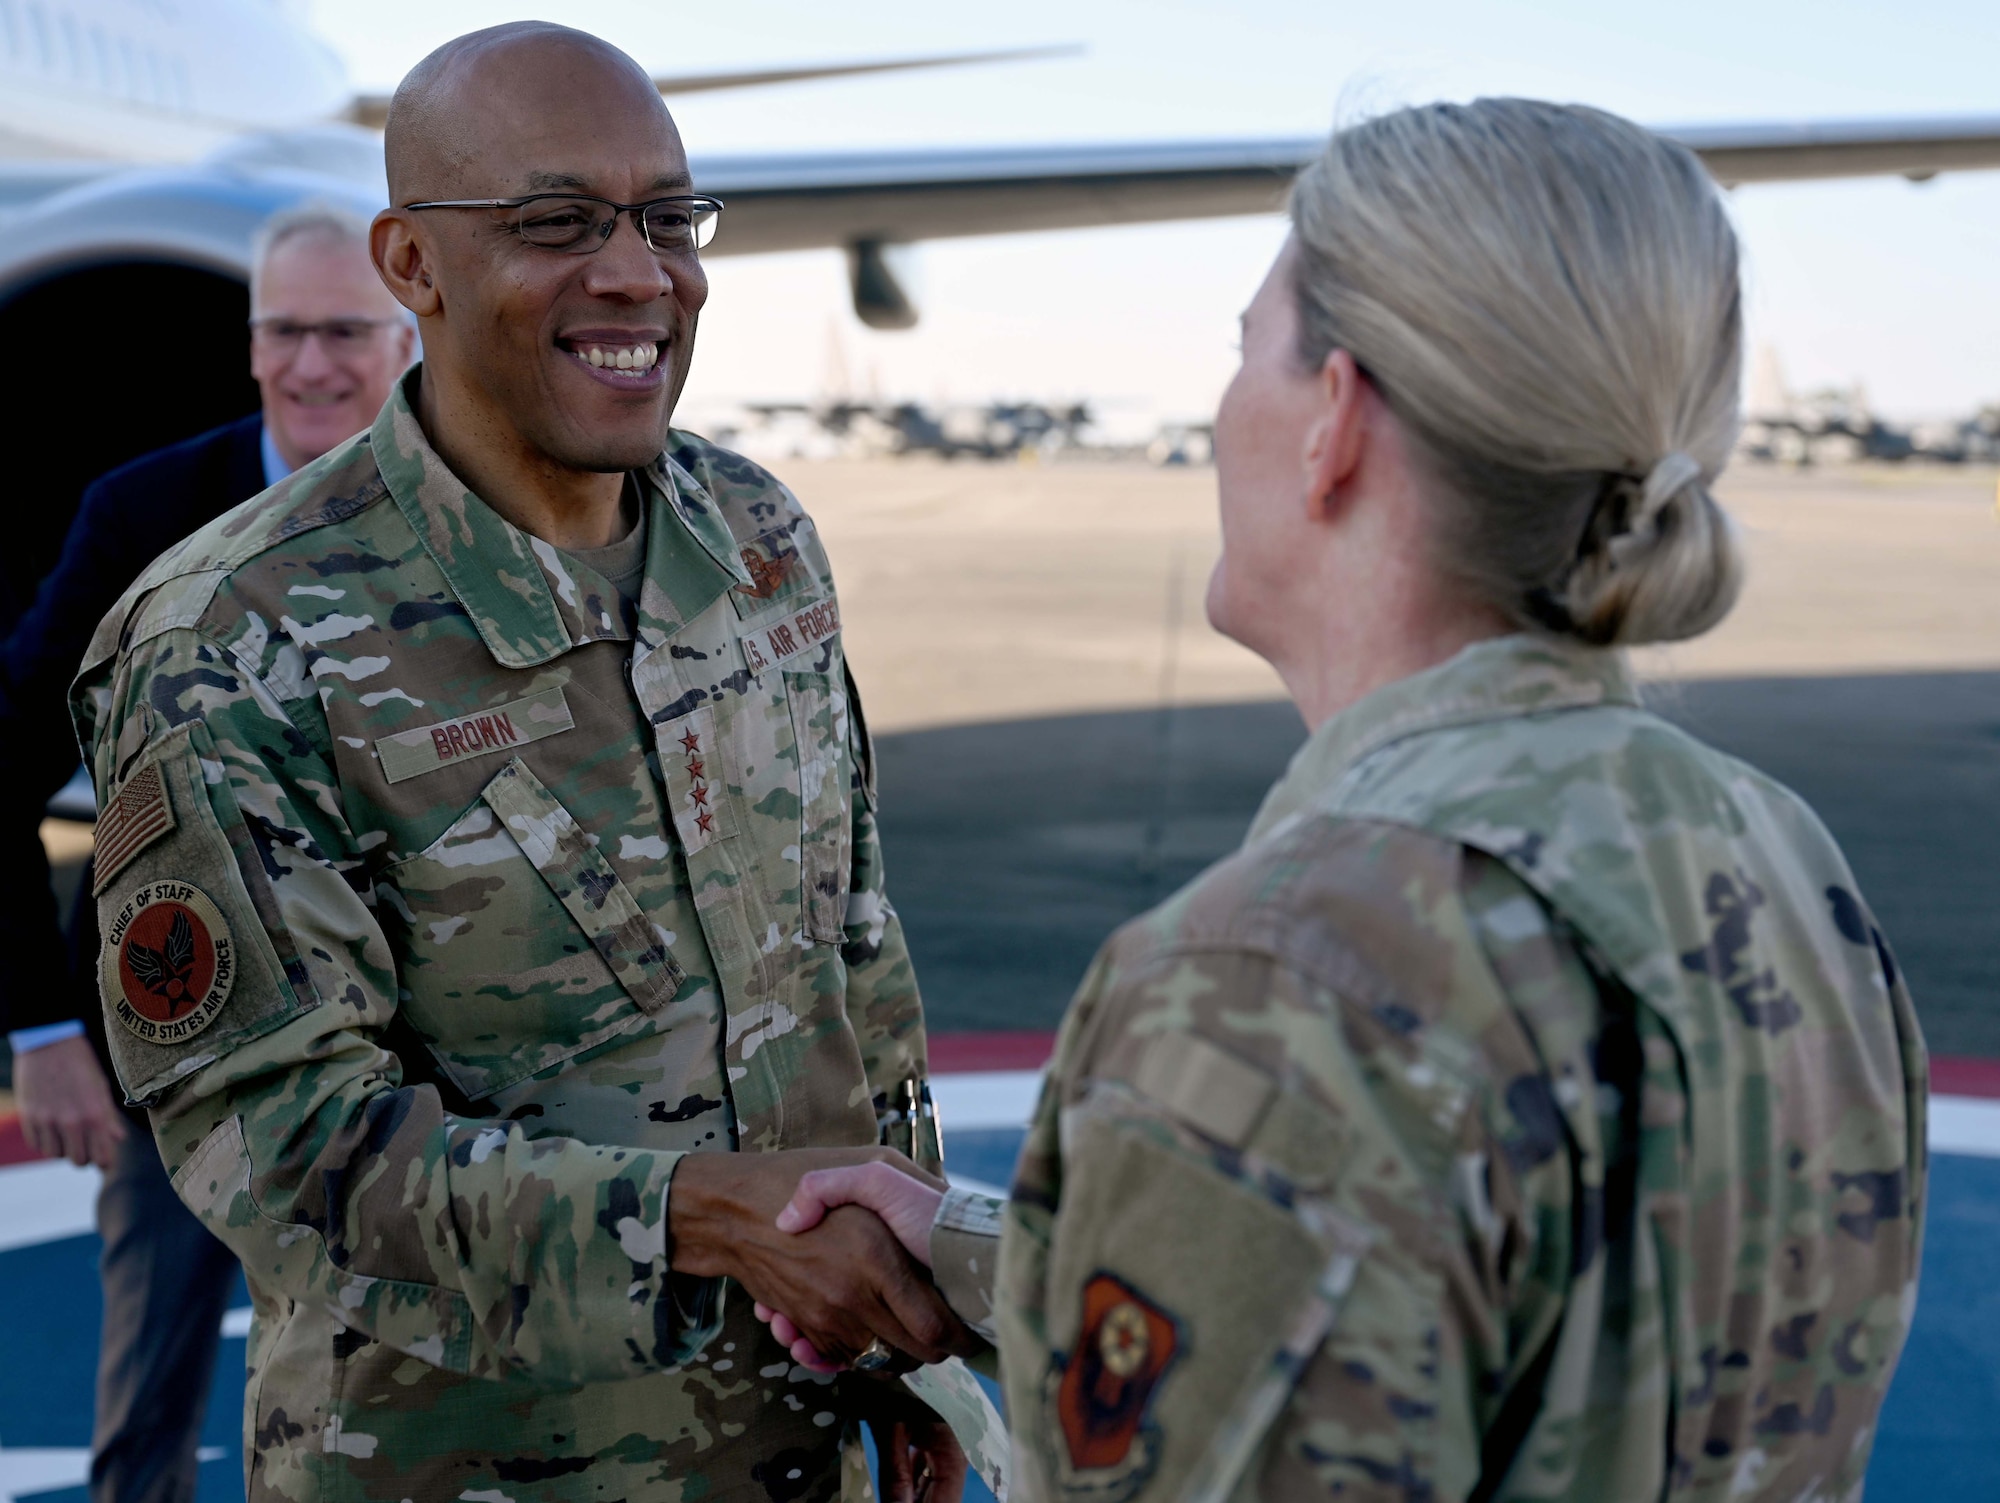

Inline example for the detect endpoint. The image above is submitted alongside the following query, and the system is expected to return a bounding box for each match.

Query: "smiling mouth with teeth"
[567,341,661,375]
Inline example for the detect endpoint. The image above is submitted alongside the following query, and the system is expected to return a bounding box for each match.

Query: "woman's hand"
[776,1159,946,1263]
[755,1161,949,1371]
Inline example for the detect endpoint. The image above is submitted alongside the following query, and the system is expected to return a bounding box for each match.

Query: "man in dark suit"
[3,200,412,1503]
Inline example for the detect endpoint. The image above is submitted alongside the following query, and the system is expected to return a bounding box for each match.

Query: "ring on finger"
[852,1336,897,1372]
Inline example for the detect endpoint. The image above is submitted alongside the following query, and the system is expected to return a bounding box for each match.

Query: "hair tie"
[1635,451,1702,531]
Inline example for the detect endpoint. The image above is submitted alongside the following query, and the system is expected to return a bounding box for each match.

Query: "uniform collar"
[1248,634,1641,842]
[370,366,753,669]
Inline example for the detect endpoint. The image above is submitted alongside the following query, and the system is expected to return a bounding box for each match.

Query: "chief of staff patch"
[102,881,235,1044]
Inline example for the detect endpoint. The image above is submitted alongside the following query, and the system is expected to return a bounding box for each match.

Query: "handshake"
[668,1147,979,1499]
[670,1146,963,1370]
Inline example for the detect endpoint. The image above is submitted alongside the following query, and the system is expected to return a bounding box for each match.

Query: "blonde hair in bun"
[1288,98,1745,646]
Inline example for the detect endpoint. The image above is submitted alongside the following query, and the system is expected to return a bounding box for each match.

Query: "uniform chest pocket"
[784,669,853,944]
[380,757,686,1099]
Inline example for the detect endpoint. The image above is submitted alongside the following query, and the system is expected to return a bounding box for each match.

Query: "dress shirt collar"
[258,417,293,490]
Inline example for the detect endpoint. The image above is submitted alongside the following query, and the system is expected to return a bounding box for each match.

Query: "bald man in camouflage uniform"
[72,21,996,1503]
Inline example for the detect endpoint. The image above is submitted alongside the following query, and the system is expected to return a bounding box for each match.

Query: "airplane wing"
[342,46,1081,130]
[1671,115,2000,185]
[698,115,2000,258]
[695,139,1312,256]
[680,118,2000,324]
[3,111,1999,330]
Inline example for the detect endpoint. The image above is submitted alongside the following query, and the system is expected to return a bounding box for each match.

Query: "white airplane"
[3,0,2000,613]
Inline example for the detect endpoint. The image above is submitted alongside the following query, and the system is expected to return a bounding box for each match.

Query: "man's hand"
[669,1148,979,1369]
[15,1034,126,1168]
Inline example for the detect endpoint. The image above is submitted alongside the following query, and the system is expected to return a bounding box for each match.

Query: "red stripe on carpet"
[923,1037,2000,1102]
[0,1112,32,1167]
[1931,1055,2000,1099]
[928,1031,1057,1074]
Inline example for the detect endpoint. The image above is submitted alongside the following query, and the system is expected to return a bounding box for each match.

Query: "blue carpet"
[1867,1153,2000,1502]
[2,1142,1992,1500]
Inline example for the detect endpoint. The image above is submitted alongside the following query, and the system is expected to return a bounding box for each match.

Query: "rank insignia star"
[685,758,704,779]
[695,811,715,834]
[679,730,701,753]
[690,784,710,807]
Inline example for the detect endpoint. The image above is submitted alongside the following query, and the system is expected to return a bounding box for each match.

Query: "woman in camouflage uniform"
[771,98,1927,1503]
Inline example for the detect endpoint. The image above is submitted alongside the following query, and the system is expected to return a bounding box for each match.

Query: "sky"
[310,0,2000,426]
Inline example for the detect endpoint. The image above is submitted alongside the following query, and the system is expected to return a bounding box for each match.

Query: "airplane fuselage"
[0,0,346,160]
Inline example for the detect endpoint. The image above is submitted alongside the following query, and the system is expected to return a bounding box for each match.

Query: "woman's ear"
[1301,349,1368,520]
[371,211,440,320]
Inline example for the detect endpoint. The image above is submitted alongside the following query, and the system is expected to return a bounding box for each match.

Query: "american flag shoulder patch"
[91,763,176,895]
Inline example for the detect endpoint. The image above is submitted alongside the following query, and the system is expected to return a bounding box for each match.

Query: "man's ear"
[1301,349,1368,521]
[371,211,440,320]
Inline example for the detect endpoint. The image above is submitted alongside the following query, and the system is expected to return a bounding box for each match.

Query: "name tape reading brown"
[375,686,575,784]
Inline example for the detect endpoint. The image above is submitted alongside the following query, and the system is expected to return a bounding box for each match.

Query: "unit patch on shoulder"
[102,881,236,1044]
[1050,1272,1182,1491]
[90,763,175,895]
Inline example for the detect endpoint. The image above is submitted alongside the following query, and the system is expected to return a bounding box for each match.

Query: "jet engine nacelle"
[0,125,386,301]
[845,239,921,330]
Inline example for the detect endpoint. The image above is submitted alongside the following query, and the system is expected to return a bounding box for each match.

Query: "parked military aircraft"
[4,0,2000,616]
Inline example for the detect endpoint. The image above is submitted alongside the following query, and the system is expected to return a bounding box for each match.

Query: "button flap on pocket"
[477,758,684,1013]
[1132,1032,1277,1150]
[1131,1033,1351,1193]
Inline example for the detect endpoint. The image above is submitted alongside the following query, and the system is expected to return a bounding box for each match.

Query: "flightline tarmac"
[3,457,1997,1500]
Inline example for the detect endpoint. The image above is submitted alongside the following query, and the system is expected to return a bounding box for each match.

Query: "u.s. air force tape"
[102,880,236,1045]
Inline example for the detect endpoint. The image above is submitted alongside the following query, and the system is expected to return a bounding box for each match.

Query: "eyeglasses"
[402,193,724,255]
[249,317,403,356]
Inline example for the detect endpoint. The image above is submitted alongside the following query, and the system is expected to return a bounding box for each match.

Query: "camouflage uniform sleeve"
[997,945,1403,1502]
[994,854,1577,1503]
[76,616,711,1387]
[930,1186,1004,1342]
